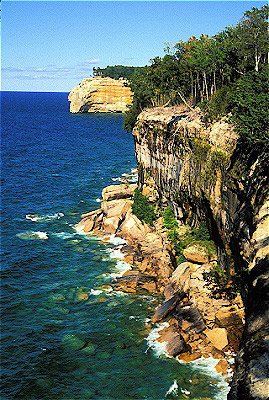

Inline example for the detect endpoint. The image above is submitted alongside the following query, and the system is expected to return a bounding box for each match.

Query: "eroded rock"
[205,328,229,351]
[68,77,133,113]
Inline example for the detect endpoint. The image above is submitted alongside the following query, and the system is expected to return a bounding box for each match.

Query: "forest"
[120,5,268,144]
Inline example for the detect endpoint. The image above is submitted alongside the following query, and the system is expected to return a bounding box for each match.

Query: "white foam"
[36,231,48,239]
[108,234,127,246]
[95,198,102,203]
[181,388,190,395]
[90,289,104,296]
[109,260,132,279]
[145,322,170,357]
[165,380,178,397]
[74,225,86,234]
[16,231,48,240]
[26,214,41,222]
[26,212,64,222]
[108,247,125,259]
[107,290,129,297]
[53,232,75,240]
[177,356,231,399]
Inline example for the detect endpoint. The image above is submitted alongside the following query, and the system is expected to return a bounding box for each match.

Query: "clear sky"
[2,1,267,92]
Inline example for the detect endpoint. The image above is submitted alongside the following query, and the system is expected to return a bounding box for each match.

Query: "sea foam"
[16,231,48,240]
[26,212,64,222]
[145,322,170,357]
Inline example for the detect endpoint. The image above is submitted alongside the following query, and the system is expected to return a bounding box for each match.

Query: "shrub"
[131,188,157,226]
[203,265,237,299]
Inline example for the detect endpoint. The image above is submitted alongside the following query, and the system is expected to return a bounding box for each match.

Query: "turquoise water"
[1,92,226,399]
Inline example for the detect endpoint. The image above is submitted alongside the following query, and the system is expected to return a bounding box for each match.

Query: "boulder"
[151,294,180,323]
[215,359,229,375]
[118,210,151,241]
[175,305,206,333]
[157,324,179,343]
[164,284,176,300]
[81,209,102,219]
[76,292,89,301]
[76,209,103,232]
[183,245,214,264]
[205,328,228,351]
[140,281,158,293]
[112,270,140,291]
[82,219,95,233]
[103,216,121,234]
[101,199,132,218]
[166,334,189,357]
[215,309,244,351]
[215,309,244,328]
[178,351,202,362]
[165,262,192,296]
[102,184,137,202]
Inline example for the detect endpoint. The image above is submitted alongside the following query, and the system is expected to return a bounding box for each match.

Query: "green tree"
[131,188,157,226]
[238,5,269,72]
[229,66,269,143]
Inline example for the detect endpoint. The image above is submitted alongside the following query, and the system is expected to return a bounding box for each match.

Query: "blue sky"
[2,1,267,92]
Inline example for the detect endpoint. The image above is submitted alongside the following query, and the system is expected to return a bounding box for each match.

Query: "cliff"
[132,106,269,399]
[76,104,268,398]
[68,76,133,113]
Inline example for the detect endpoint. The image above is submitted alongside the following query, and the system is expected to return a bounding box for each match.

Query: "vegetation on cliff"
[124,5,269,145]
[131,188,157,226]
[163,207,216,265]
[93,65,144,80]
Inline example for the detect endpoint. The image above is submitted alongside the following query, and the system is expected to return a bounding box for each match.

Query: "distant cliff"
[68,76,133,113]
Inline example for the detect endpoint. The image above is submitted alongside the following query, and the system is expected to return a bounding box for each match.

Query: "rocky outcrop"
[68,77,132,113]
[77,182,245,381]
[132,106,269,399]
[76,183,174,288]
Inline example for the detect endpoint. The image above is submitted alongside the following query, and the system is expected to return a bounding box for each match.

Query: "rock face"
[132,106,269,399]
[68,77,133,113]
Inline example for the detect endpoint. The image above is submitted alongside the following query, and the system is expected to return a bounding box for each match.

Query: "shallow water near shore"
[2,92,228,399]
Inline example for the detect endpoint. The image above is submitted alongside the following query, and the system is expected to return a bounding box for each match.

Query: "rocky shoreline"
[76,182,245,382]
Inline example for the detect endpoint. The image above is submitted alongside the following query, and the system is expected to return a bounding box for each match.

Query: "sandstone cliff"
[68,76,132,113]
[77,105,268,398]
[132,106,268,399]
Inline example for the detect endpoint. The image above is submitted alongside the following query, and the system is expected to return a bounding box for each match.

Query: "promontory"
[68,76,133,113]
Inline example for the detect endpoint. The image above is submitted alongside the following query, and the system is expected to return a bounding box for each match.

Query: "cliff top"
[135,106,238,154]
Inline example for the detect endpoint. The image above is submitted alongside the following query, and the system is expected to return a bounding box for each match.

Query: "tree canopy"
[93,65,144,80]
[123,5,268,144]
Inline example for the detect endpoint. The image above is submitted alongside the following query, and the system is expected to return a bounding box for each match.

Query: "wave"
[90,289,105,296]
[111,168,138,184]
[25,212,64,222]
[16,231,48,240]
[177,356,231,399]
[108,234,126,246]
[165,380,178,397]
[107,260,132,279]
[52,232,77,240]
[145,322,170,358]
[145,321,231,399]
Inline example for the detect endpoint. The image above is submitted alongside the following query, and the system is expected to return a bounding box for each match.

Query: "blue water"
[1,92,225,399]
